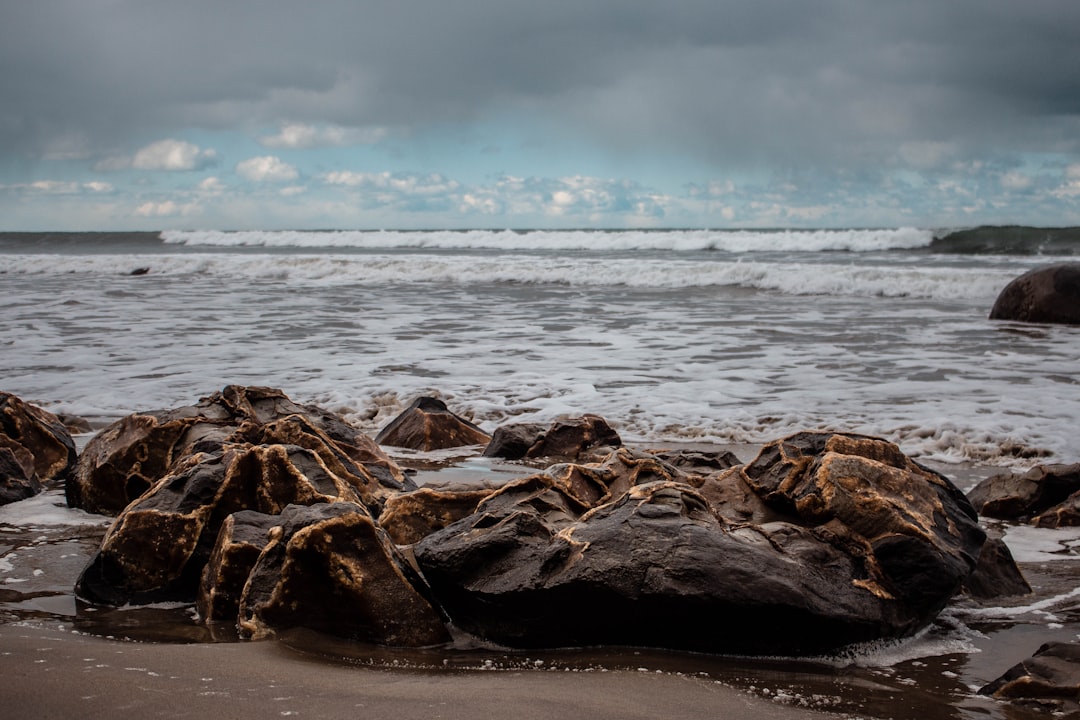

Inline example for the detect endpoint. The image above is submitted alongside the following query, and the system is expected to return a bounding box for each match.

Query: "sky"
[2,0,1079,231]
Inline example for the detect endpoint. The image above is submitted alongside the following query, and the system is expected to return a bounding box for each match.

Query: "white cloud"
[83,181,114,193]
[999,171,1033,191]
[258,123,388,149]
[132,139,217,171]
[279,185,307,196]
[133,200,200,217]
[236,156,299,183]
[197,176,226,193]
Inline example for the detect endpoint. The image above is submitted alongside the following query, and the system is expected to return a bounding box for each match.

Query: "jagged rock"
[989,263,1080,324]
[968,464,1080,525]
[378,487,496,545]
[75,443,369,606]
[648,448,742,476]
[197,510,279,624]
[0,392,77,505]
[962,536,1032,599]
[414,431,986,656]
[375,397,490,451]
[483,415,622,463]
[980,642,1080,699]
[68,385,404,516]
[237,502,449,646]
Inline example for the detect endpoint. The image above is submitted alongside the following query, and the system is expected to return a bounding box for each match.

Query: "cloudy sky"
[2,0,1079,230]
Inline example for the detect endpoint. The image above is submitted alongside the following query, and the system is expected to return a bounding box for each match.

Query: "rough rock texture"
[989,263,1080,324]
[375,397,491,451]
[0,392,77,505]
[68,385,404,516]
[197,510,279,623]
[483,415,622,462]
[980,642,1080,699]
[237,502,449,646]
[75,443,370,606]
[378,487,496,545]
[968,464,1080,526]
[414,432,986,655]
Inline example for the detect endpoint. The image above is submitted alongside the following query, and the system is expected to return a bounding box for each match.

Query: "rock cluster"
[0,392,77,506]
[57,388,1003,657]
[967,463,1080,528]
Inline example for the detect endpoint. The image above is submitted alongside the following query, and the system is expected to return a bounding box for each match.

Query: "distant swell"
[160,227,935,253]
[931,225,1080,255]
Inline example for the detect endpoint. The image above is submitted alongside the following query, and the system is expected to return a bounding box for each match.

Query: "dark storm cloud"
[3,0,1079,170]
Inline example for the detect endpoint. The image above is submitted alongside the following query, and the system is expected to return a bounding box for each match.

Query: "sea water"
[2,227,1078,467]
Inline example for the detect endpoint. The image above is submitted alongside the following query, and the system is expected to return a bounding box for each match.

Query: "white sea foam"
[0,252,1017,301]
[161,227,937,253]
[0,490,110,529]
[1001,524,1080,563]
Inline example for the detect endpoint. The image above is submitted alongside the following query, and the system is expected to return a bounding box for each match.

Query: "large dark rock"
[197,510,279,624]
[989,263,1080,324]
[375,396,491,451]
[968,463,1080,526]
[483,415,622,462]
[236,502,449,646]
[980,642,1080,700]
[414,432,986,655]
[0,392,77,505]
[378,486,496,545]
[75,443,370,606]
[68,385,404,516]
[962,536,1032,599]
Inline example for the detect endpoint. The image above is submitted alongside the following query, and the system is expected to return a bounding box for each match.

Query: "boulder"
[0,392,77,505]
[961,536,1032,599]
[68,385,404,516]
[483,415,622,462]
[980,642,1080,700]
[413,431,986,655]
[968,464,1080,525]
[197,510,279,624]
[237,502,449,646]
[375,397,490,451]
[989,263,1080,324]
[75,443,369,606]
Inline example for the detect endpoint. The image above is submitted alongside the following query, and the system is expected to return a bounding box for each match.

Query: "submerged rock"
[414,431,986,655]
[236,502,449,646]
[0,392,77,506]
[375,396,491,451]
[989,263,1080,324]
[68,385,404,516]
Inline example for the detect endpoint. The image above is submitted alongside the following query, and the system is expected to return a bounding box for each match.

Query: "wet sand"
[0,625,837,720]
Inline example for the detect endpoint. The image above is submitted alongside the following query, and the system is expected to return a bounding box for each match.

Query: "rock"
[962,536,1032,599]
[75,443,369,606]
[648,448,742,475]
[968,463,1080,524]
[68,385,404,516]
[483,415,622,463]
[197,510,279,624]
[989,263,1080,324]
[378,487,496,545]
[0,392,77,505]
[414,432,986,655]
[237,502,449,646]
[375,397,490,451]
[980,642,1080,699]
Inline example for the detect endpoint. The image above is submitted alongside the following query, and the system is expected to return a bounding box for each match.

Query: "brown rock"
[981,642,1080,699]
[989,263,1080,324]
[75,443,368,606]
[197,510,280,624]
[484,415,622,463]
[378,487,495,545]
[962,536,1032,599]
[68,385,405,516]
[375,397,490,451]
[968,463,1080,523]
[237,502,449,646]
[0,392,77,505]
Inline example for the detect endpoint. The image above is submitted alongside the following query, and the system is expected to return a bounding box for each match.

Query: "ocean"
[3,227,1080,718]
[2,226,1078,467]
